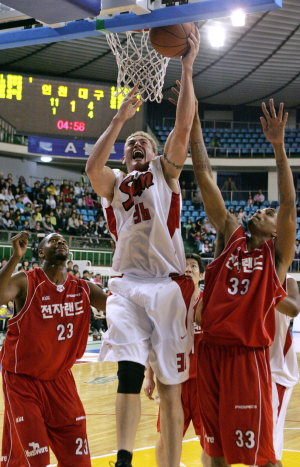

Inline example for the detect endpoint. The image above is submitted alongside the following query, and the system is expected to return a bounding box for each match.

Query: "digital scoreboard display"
[0,73,145,140]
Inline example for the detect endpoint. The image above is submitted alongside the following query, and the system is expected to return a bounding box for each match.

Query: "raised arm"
[260,99,296,283]
[0,232,28,307]
[276,276,300,318]
[85,85,142,202]
[190,101,238,241]
[161,30,200,186]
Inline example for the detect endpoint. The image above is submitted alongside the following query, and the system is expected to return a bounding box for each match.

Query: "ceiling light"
[40,155,52,163]
[231,9,246,27]
[208,23,225,48]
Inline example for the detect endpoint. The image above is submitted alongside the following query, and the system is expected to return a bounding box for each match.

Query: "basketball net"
[106,30,170,103]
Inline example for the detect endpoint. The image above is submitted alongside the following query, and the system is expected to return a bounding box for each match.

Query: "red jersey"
[0,268,91,380]
[189,291,203,378]
[201,226,286,347]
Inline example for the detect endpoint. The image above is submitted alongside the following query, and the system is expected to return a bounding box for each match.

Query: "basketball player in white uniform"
[250,274,300,467]
[270,275,300,466]
[85,31,200,467]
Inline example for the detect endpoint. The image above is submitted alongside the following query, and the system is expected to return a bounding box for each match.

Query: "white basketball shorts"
[99,274,195,385]
[272,381,294,460]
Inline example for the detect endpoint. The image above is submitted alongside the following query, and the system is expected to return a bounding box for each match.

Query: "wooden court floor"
[0,359,299,466]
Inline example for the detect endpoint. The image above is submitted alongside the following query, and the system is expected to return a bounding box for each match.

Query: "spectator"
[42,215,55,234]
[82,270,91,281]
[46,182,56,196]
[210,135,220,148]
[253,189,265,207]
[67,260,74,273]
[46,194,56,211]
[0,300,14,332]
[67,212,79,235]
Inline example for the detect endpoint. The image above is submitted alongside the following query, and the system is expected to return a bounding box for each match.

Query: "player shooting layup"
[85,32,200,467]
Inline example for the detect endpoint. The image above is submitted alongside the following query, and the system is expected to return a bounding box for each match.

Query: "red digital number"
[56,120,86,132]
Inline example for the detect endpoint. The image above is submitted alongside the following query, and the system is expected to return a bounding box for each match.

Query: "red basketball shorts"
[197,342,276,466]
[1,369,91,467]
[157,376,202,436]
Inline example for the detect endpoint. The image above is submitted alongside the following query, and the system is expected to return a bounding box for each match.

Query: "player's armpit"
[87,281,108,311]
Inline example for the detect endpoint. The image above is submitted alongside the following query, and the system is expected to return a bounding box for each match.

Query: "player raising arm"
[85,31,200,467]
[190,99,296,467]
[0,231,107,467]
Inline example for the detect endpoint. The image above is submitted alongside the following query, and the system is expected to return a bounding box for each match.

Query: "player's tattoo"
[191,140,213,173]
[163,153,184,170]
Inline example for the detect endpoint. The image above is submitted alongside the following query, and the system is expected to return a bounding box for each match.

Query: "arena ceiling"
[0,0,299,109]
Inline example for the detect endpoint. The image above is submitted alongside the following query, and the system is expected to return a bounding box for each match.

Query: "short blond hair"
[126,131,157,155]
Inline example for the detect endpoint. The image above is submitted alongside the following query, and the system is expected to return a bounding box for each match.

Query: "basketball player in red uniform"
[144,253,210,467]
[190,98,296,467]
[85,31,200,467]
[0,231,107,467]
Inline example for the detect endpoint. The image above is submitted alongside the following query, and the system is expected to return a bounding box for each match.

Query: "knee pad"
[117,361,145,394]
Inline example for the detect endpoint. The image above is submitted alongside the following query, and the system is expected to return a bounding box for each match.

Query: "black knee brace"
[117,361,145,394]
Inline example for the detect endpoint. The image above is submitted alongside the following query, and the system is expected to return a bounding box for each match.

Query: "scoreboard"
[0,73,145,140]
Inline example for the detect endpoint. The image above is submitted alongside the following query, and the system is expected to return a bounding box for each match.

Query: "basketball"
[149,22,197,58]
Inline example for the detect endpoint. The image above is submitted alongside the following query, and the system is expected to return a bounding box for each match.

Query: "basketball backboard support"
[0,0,282,50]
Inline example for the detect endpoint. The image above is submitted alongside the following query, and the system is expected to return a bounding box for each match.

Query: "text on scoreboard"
[0,73,144,139]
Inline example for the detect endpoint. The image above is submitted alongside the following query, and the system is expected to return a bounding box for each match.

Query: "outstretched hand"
[116,84,143,122]
[260,99,288,146]
[168,80,198,118]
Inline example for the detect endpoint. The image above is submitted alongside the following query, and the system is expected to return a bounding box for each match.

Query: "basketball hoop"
[106,30,170,103]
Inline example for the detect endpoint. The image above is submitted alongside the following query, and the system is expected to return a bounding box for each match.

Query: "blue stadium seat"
[181,216,186,223]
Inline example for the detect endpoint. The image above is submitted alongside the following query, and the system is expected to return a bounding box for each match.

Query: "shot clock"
[0,73,144,140]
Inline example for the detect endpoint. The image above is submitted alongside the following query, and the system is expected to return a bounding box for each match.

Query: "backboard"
[0,0,282,49]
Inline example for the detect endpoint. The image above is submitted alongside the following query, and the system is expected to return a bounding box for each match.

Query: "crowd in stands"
[0,171,299,267]
[0,172,112,245]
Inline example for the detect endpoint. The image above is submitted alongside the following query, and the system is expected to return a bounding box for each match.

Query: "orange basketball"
[149,22,197,58]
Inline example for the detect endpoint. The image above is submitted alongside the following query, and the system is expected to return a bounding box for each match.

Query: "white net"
[106,30,170,103]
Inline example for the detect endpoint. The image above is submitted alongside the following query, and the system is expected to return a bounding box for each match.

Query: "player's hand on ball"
[181,27,200,66]
[11,231,29,259]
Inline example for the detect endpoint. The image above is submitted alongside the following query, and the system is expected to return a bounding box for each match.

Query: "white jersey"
[102,156,185,278]
[270,309,299,388]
